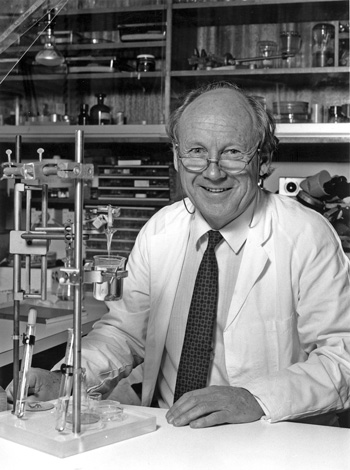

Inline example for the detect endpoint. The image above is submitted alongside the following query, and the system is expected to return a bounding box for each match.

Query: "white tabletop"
[0,295,108,367]
[0,405,349,470]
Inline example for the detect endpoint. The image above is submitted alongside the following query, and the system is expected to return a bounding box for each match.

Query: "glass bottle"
[90,93,111,125]
[78,104,90,125]
[312,23,335,67]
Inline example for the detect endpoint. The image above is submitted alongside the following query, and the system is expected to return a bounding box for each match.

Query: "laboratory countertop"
[0,295,108,367]
[0,405,349,470]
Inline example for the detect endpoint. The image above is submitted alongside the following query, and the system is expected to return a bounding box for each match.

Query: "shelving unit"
[0,1,347,140]
[170,0,349,118]
[0,0,348,255]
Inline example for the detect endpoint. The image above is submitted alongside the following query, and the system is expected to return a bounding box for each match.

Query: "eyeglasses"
[175,143,260,174]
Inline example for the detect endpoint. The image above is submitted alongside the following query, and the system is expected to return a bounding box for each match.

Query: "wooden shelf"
[5,41,166,58]
[56,4,167,31]
[172,0,348,26]
[172,67,348,76]
[275,123,350,143]
[0,123,348,144]
[171,67,349,88]
[4,70,165,82]
[0,124,169,143]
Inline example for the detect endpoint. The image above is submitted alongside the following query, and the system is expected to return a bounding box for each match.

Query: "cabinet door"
[0,1,168,128]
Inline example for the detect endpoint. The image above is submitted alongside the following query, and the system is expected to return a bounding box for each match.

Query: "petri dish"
[26,401,55,412]
[95,401,125,422]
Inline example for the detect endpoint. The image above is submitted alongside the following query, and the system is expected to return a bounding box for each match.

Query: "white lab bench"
[0,404,349,470]
[1,296,349,469]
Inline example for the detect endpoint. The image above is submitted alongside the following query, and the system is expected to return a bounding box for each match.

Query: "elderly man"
[8,82,350,428]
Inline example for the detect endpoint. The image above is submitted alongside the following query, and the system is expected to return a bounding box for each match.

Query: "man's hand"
[6,368,61,403]
[166,386,264,428]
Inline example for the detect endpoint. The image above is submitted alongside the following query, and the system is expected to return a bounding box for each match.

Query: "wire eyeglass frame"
[175,142,261,175]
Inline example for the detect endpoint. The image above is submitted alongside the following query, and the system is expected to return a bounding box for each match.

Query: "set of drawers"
[85,161,179,257]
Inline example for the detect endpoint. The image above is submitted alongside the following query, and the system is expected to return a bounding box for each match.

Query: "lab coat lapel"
[225,194,272,330]
[142,222,190,405]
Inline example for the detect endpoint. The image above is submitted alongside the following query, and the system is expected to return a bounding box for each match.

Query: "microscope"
[297,170,350,252]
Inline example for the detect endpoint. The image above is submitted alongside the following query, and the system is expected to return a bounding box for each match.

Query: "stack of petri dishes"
[273,101,309,123]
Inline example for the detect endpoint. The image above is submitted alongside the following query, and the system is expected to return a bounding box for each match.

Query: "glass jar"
[136,54,156,72]
[312,23,335,67]
[280,31,302,68]
[328,106,346,123]
[339,23,349,66]
[257,41,278,69]
[90,93,111,125]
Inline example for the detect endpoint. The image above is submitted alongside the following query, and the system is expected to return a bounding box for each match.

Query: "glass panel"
[0,0,167,126]
[0,0,68,84]
[171,1,349,125]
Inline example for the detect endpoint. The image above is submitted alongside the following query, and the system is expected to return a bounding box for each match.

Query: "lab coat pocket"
[224,313,297,385]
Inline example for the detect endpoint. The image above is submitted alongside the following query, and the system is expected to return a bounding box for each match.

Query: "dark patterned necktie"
[174,230,223,403]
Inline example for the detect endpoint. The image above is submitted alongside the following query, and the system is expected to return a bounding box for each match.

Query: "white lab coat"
[82,189,350,422]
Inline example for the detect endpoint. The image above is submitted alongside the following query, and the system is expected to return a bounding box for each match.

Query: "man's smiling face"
[175,88,261,229]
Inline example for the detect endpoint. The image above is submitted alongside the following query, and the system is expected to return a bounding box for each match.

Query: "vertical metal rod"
[164,0,172,124]
[24,188,32,294]
[12,135,22,413]
[72,130,84,435]
[40,184,48,300]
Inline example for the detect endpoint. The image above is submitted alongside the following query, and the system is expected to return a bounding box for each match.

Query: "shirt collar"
[192,194,257,254]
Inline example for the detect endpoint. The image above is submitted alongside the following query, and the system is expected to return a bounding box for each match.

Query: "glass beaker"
[257,41,278,68]
[93,255,126,301]
[280,31,302,68]
[312,23,335,67]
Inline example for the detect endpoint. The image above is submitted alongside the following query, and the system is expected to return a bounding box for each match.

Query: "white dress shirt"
[157,199,255,408]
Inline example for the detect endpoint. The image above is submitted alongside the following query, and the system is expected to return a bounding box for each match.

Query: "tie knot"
[207,230,223,249]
